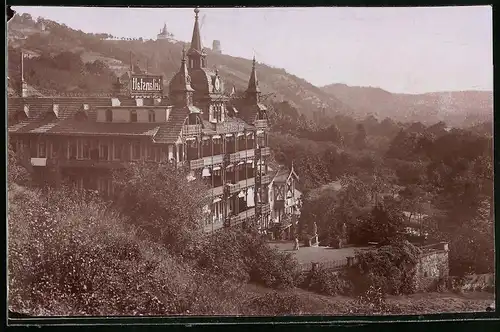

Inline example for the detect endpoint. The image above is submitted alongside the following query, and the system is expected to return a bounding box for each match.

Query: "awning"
[213,166,221,171]
[225,134,233,137]
[237,132,245,137]
[238,191,246,198]
[202,168,211,177]
[226,164,234,168]
[246,132,253,136]
[257,130,264,135]
[247,160,253,164]
[185,137,196,141]
[213,197,222,203]
[202,136,210,140]
[237,161,245,165]
[212,135,221,139]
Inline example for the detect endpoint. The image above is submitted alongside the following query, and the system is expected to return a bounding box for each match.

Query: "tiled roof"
[154,107,189,144]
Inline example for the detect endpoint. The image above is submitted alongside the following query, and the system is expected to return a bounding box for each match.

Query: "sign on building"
[130,75,163,96]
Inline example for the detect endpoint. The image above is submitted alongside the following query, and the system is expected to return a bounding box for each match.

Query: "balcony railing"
[237,177,255,190]
[257,202,271,215]
[227,182,241,195]
[229,149,255,163]
[209,186,224,197]
[189,158,205,170]
[261,147,271,157]
[183,124,202,136]
[230,208,256,226]
[261,173,272,185]
[254,119,268,129]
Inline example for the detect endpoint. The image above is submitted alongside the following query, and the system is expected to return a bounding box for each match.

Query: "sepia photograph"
[7,5,494,319]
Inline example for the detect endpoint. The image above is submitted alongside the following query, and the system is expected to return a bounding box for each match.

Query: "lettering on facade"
[131,75,163,94]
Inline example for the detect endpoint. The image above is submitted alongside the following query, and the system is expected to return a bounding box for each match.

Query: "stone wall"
[414,242,450,291]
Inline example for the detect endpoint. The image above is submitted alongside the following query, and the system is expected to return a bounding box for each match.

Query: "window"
[113,142,122,160]
[79,140,90,159]
[69,140,77,159]
[132,142,141,160]
[146,146,155,161]
[148,110,155,122]
[51,141,60,157]
[131,110,138,123]
[257,132,266,148]
[38,141,46,158]
[105,109,113,122]
[99,143,109,161]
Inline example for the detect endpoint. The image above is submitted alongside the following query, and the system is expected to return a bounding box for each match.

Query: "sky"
[12,6,493,94]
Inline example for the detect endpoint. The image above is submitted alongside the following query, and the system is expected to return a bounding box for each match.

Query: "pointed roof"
[169,48,194,93]
[189,7,203,54]
[246,56,261,94]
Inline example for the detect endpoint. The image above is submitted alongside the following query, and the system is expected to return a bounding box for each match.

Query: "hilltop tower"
[212,40,222,54]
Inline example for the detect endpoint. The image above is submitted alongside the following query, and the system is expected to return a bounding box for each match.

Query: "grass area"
[242,283,494,316]
[269,242,369,264]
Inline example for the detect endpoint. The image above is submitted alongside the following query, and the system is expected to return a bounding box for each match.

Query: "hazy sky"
[13,6,492,94]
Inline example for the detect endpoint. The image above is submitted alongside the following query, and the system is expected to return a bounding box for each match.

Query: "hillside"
[321,83,493,128]
[7,13,353,119]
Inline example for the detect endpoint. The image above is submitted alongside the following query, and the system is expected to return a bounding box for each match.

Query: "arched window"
[105,109,113,122]
[131,110,138,122]
[148,110,155,122]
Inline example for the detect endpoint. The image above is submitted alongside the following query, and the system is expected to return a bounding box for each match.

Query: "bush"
[354,241,421,296]
[197,229,300,290]
[303,267,354,296]
[245,292,304,316]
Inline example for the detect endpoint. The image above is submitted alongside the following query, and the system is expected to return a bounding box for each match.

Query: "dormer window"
[131,110,138,123]
[51,104,59,118]
[148,110,155,122]
[105,109,113,122]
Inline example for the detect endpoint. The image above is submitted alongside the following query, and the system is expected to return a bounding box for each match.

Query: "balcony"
[254,119,268,129]
[203,218,224,233]
[226,182,241,195]
[230,208,256,226]
[237,177,255,190]
[261,173,272,185]
[189,158,204,170]
[190,154,225,170]
[257,202,271,215]
[261,147,271,157]
[229,149,255,163]
[208,186,224,197]
[183,124,202,136]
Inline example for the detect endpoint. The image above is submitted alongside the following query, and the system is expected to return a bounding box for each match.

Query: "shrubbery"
[354,241,421,296]
[197,229,300,290]
[302,267,354,296]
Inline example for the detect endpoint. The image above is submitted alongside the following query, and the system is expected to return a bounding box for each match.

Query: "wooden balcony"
[209,186,224,197]
[229,149,255,163]
[227,182,241,195]
[261,173,272,185]
[261,147,271,157]
[189,158,205,170]
[237,177,255,190]
[230,208,256,226]
[183,124,202,136]
[257,202,271,215]
[254,119,268,129]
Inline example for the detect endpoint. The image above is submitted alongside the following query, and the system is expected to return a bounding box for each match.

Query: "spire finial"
[194,7,200,19]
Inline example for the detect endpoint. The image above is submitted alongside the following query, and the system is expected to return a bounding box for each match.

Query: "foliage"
[197,229,300,290]
[303,267,354,296]
[354,241,421,296]
[245,292,304,315]
[112,161,210,258]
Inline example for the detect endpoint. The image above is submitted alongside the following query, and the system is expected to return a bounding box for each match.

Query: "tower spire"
[187,7,206,69]
[246,56,261,95]
[169,47,194,107]
[191,7,202,52]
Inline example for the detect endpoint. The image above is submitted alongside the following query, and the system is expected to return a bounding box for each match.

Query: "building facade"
[8,8,272,233]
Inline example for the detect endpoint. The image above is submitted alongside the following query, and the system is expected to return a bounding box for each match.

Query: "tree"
[354,124,367,149]
[351,203,404,245]
[112,161,210,257]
